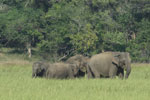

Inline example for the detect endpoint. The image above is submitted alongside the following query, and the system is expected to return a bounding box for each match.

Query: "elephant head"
[66,54,89,77]
[112,52,131,79]
[32,61,49,78]
[69,62,80,77]
[79,56,90,73]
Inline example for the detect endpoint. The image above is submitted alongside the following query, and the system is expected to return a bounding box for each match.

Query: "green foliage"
[0,7,44,48]
[102,31,126,51]
[69,24,98,55]
[0,0,150,62]
[127,19,150,62]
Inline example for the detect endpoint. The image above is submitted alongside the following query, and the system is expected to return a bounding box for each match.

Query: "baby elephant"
[32,61,79,79]
[66,54,90,77]
[32,61,49,78]
[46,62,79,79]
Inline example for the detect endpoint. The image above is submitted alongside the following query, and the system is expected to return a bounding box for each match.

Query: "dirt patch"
[0,60,32,67]
[0,53,4,56]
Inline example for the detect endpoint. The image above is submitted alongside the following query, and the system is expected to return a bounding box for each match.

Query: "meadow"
[0,53,150,100]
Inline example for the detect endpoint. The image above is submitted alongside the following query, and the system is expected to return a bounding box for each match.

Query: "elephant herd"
[32,52,131,79]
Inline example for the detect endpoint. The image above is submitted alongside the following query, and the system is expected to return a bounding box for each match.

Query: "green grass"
[0,50,150,100]
[0,61,150,100]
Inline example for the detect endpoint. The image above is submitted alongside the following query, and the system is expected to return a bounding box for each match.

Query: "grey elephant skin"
[66,54,89,77]
[87,52,131,79]
[45,62,79,79]
[32,61,79,79]
[32,61,49,78]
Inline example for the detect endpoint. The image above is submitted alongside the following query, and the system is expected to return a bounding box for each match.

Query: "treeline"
[0,0,150,62]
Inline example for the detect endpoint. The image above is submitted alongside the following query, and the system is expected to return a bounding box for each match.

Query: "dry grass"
[0,60,32,67]
[0,50,33,67]
[132,63,150,67]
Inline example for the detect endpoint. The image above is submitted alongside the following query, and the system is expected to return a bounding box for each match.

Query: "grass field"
[0,52,150,100]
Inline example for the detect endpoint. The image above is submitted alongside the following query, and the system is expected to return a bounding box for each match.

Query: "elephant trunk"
[32,70,37,78]
[125,64,131,79]
[32,73,36,78]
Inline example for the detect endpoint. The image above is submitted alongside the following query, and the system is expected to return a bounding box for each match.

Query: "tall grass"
[0,61,150,100]
[0,49,150,100]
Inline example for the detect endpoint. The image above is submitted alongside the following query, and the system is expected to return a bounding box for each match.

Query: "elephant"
[66,54,90,77]
[45,62,79,79]
[32,61,49,78]
[87,52,131,79]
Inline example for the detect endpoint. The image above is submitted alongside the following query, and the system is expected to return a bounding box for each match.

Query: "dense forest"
[0,0,150,62]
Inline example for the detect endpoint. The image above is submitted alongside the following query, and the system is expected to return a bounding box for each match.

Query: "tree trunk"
[26,42,32,58]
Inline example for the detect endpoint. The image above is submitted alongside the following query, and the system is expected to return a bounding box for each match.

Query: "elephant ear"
[119,58,126,67]
[70,63,79,75]
[40,63,49,73]
[112,54,120,66]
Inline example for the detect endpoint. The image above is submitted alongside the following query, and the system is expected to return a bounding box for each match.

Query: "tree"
[0,0,150,62]
[69,24,98,56]
[0,7,44,58]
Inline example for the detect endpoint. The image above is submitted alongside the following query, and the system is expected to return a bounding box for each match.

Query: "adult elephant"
[66,54,89,77]
[87,52,131,79]
[45,62,79,79]
[32,61,49,78]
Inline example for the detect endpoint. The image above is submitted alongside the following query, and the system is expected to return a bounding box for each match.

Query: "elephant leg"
[117,68,124,79]
[109,66,117,78]
[87,71,93,78]
[88,65,100,78]
[68,69,74,79]
[87,65,94,78]
[32,73,36,78]
[68,73,74,79]
[93,70,100,78]
[118,73,124,79]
